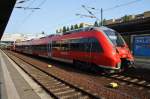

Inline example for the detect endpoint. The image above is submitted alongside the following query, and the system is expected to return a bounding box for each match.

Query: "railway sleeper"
[123,77,131,81]
[60,92,87,99]
[147,84,150,87]
[61,92,83,99]
[116,75,125,79]
[46,79,59,83]
[54,89,75,96]
[41,82,62,88]
[48,82,62,86]
[36,78,59,85]
[77,96,89,99]
[138,80,146,85]
[57,91,83,98]
[50,86,70,92]
[47,84,66,89]
[51,87,73,93]
[130,78,139,82]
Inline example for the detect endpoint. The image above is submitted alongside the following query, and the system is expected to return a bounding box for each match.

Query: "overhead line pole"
[101,8,103,26]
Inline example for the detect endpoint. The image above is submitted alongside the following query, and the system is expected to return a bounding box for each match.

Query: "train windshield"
[103,29,125,47]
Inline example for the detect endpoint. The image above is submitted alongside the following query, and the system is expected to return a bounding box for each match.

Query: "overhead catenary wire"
[81,0,142,25]
[15,0,94,34]
[84,0,142,12]
[81,5,100,21]
[16,0,30,4]
[15,0,40,10]
[104,0,142,11]
[15,0,47,32]
[19,0,47,23]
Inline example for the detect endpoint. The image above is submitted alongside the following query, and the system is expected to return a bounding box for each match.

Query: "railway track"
[4,50,101,99]
[102,72,150,90]
[4,50,150,98]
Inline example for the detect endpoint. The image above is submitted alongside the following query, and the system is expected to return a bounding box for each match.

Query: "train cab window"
[103,29,125,47]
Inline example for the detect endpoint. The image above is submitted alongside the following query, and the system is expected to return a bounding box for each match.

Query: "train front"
[100,27,134,72]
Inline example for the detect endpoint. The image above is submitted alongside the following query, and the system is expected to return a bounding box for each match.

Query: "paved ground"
[0,50,52,99]
[0,58,7,99]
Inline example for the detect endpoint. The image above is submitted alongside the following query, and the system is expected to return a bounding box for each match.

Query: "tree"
[41,31,45,34]
[79,23,84,28]
[99,19,106,26]
[66,27,70,31]
[123,15,129,22]
[94,21,99,27]
[56,29,59,33]
[103,19,106,25]
[62,26,67,32]
[74,24,79,29]
[59,29,62,33]
[70,25,74,30]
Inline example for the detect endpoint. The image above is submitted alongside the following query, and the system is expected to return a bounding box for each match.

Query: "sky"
[4,0,150,35]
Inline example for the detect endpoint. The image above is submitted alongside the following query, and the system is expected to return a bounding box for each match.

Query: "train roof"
[15,26,112,46]
[62,26,113,35]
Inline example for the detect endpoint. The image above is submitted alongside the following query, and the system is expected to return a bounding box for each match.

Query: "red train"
[14,26,134,73]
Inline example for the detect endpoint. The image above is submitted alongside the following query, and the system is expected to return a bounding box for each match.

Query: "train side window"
[88,38,103,52]
[61,40,70,51]
[79,38,88,52]
[52,41,61,50]
[70,39,80,51]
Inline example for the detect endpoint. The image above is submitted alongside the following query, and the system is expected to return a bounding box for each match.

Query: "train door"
[60,40,70,60]
[82,38,93,64]
[47,40,52,57]
[88,38,93,65]
[86,38,100,65]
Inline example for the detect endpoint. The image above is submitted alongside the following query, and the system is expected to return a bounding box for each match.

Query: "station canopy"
[0,0,16,39]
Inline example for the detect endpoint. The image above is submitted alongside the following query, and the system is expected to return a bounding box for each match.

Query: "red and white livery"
[14,26,134,73]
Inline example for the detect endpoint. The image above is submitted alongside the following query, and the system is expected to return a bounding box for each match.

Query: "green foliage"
[59,29,62,33]
[98,19,106,26]
[70,25,74,30]
[79,23,84,28]
[56,29,59,33]
[62,26,67,32]
[103,19,106,25]
[66,27,70,31]
[74,24,79,29]
[123,15,130,22]
[42,31,45,34]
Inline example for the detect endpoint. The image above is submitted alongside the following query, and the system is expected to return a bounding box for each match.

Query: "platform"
[135,57,150,69]
[0,50,52,99]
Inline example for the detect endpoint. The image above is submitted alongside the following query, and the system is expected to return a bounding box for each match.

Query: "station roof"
[107,17,150,35]
[0,0,16,40]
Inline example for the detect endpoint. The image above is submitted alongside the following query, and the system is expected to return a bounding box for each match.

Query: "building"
[105,11,150,25]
